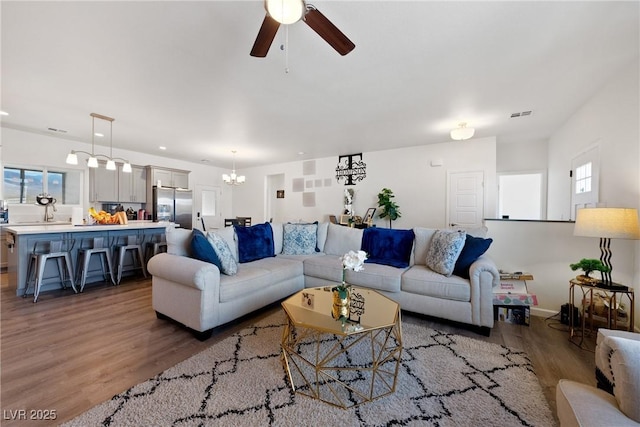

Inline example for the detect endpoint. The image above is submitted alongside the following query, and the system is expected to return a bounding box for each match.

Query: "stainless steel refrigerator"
[152,186,193,229]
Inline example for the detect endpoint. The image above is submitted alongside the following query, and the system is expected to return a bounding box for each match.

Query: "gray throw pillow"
[425,230,466,276]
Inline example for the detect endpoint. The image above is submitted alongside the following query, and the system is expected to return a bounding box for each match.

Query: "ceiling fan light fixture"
[450,122,475,141]
[265,0,305,24]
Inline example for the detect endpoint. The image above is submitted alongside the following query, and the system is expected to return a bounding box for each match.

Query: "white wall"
[232,137,497,229]
[497,139,548,173]
[545,60,640,329]
[547,61,640,220]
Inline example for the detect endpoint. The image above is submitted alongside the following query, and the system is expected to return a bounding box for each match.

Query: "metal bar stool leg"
[63,253,77,293]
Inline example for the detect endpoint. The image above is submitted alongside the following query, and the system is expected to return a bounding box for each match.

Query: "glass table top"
[281,286,400,335]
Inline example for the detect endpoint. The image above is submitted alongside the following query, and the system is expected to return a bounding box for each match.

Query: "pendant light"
[222,150,246,185]
[66,113,133,172]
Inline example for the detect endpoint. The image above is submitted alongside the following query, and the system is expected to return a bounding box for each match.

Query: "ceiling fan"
[250,0,355,57]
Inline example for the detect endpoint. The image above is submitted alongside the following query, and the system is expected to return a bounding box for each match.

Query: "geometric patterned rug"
[63,311,556,426]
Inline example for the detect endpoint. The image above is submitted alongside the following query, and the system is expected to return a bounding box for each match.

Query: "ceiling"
[1,1,638,169]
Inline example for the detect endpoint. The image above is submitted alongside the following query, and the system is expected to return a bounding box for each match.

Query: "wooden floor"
[0,271,596,426]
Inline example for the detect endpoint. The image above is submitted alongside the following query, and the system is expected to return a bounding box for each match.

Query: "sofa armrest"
[147,253,220,291]
[468,255,500,327]
[607,335,640,423]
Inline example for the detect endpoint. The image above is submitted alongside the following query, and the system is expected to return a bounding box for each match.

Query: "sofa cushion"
[166,227,192,257]
[206,232,238,275]
[323,223,363,256]
[234,222,275,263]
[190,229,222,269]
[303,255,403,293]
[425,230,466,276]
[316,222,329,252]
[283,223,319,255]
[402,265,471,302]
[270,223,283,254]
[453,234,493,279]
[219,257,303,303]
[361,227,415,268]
[217,226,238,261]
[412,227,438,266]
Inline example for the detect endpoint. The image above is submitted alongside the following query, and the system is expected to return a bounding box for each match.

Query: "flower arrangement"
[335,250,368,296]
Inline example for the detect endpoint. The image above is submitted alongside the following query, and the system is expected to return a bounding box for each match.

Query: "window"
[3,166,80,205]
[575,162,592,194]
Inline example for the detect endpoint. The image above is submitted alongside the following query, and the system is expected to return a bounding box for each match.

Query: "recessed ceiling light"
[94,132,104,137]
[0,111,8,116]
[298,151,305,155]
[159,146,167,150]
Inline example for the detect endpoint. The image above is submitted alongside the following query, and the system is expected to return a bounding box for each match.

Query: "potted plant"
[377,188,401,228]
[569,258,611,283]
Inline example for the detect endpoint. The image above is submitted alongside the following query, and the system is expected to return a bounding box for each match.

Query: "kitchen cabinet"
[148,167,189,188]
[89,166,118,202]
[118,165,147,203]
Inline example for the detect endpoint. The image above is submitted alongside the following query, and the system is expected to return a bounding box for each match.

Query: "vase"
[331,287,350,321]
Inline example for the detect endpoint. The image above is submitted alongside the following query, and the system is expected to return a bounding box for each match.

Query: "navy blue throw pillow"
[361,227,415,268]
[234,222,275,263]
[453,234,493,279]
[190,229,222,269]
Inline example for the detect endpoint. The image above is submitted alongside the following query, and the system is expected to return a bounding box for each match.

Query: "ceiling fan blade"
[303,7,355,56]
[250,14,280,57]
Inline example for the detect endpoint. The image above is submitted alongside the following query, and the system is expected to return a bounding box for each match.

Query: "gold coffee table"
[281,286,403,409]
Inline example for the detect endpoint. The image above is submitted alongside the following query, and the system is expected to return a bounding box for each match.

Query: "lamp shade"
[574,208,640,239]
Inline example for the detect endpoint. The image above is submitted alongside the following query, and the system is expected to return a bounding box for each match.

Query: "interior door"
[447,171,484,228]
[195,184,221,231]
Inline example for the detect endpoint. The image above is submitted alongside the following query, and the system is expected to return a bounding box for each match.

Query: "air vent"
[47,127,68,133]
[510,111,532,118]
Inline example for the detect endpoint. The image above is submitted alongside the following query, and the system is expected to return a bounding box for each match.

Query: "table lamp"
[573,207,640,285]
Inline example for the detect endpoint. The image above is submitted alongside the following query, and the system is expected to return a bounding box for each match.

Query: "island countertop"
[5,221,173,235]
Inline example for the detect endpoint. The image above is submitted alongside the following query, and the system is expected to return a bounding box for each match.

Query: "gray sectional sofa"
[147,222,500,340]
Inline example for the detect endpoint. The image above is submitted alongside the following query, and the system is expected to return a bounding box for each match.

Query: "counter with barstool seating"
[4,222,173,299]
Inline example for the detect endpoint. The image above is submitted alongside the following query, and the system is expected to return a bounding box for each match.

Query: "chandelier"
[65,113,132,172]
[450,122,475,141]
[222,150,246,185]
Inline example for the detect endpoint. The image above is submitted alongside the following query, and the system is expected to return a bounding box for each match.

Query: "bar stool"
[76,236,116,291]
[24,239,77,303]
[144,233,167,266]
[114,235,147,284]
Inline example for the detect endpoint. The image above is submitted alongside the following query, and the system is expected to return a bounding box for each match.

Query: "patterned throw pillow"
[282,223,319,255]
[206,232,238,276]
[425,230,466,276]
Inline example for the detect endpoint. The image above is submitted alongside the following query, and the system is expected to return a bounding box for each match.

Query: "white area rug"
[65,312,556,426]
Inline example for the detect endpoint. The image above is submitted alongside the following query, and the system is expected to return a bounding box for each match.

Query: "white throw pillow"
[425,230,466,276]
[206,232,238,275]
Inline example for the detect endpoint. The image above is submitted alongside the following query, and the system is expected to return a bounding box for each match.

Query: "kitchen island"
[5,221,174,297]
